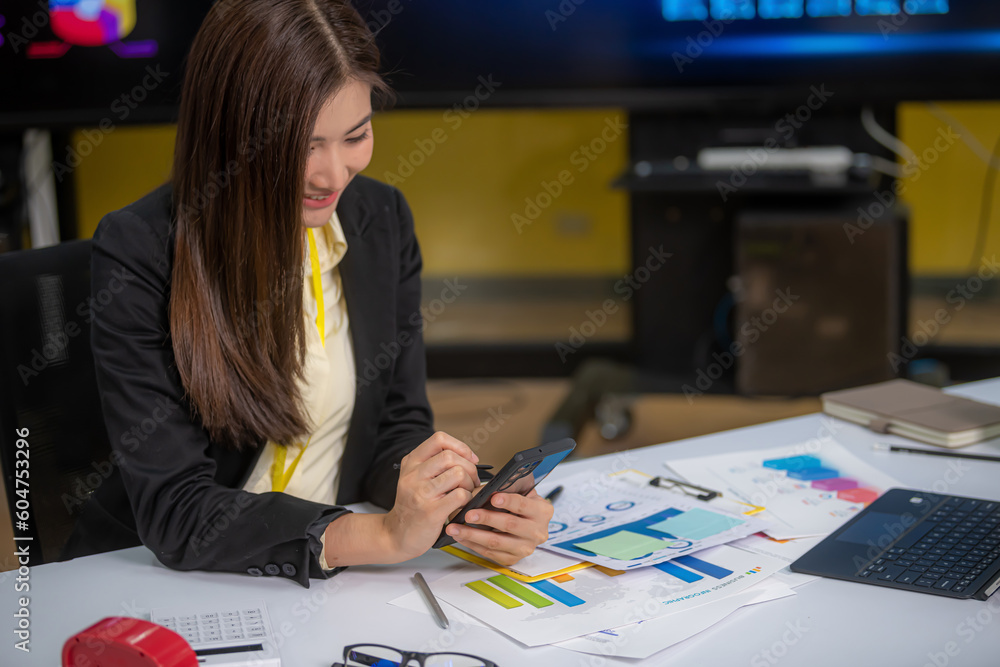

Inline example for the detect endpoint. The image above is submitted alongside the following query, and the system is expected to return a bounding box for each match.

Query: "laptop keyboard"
[858,497,1000,595]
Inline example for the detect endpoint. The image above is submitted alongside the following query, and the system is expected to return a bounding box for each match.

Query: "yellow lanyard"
[306,227,326,349]
[270,228,326,493]
[271,434,313,493]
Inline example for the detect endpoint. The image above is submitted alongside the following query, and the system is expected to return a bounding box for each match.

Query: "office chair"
[0,240,112,564]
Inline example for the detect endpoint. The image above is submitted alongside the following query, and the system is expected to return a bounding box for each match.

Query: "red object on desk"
[63,617,197,667]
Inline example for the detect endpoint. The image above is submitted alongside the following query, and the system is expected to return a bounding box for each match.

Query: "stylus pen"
[413,572,449,629]
[393,463,494,471]
[544,486,564,504]
[874,442,1000,463]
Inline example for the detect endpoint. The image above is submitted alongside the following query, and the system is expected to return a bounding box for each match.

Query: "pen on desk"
[874,442,1000,463]
[413,572,449,629]
[544,486,564,504]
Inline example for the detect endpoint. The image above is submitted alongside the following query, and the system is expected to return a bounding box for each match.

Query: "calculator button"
[225,633,246,641]
[221,611,240,618]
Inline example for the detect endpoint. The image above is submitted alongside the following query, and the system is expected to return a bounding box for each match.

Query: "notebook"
[821,379,1000,448]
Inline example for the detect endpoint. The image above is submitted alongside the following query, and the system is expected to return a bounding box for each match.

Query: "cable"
[926,103,1000,171]
[855,153,905,179]
[970,132,1000,273]
[861,106,917,163]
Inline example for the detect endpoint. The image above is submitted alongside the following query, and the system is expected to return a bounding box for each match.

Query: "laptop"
[790,488,1000,600]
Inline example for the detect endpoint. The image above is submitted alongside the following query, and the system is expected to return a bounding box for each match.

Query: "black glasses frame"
[332,643,498,667]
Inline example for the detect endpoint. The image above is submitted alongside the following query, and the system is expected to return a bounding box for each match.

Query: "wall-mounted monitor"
[1,0,998,128]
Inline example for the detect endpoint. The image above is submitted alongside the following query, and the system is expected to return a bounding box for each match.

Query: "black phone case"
[431,438,575,549]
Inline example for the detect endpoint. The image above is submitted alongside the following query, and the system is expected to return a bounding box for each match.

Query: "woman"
[62,0,553,586]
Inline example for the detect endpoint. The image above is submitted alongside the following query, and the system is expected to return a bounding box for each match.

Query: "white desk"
[5,378,1000,666]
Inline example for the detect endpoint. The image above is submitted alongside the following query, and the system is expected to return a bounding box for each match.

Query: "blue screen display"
[662,0,948,20]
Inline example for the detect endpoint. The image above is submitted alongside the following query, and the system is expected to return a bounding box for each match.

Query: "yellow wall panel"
[898,102,1000,276]
[74,125,175,239]
[366,109,630,277]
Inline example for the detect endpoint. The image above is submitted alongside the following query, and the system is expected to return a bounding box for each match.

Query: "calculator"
[150,600,281,667]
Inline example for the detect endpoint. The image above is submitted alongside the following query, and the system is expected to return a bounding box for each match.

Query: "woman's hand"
[381,432,480,560]
[444,489,554,566]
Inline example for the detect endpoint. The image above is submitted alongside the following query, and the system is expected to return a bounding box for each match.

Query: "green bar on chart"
[465,580,523,609]
[487,575,554,608]
[575,530,667,561]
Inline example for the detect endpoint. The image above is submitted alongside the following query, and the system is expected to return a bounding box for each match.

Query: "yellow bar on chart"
[465,580,523,609]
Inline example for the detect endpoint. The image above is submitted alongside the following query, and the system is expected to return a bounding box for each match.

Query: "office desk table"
[5,378,1000,666]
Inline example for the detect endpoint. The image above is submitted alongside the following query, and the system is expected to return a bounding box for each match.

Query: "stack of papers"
[389,440,894,659]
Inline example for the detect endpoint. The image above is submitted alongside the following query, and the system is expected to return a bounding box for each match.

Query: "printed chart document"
[666,440,901,540]
[537,471,767,570]
[554,578,796,659]
[423,545,787,647]
[730,534,824,588]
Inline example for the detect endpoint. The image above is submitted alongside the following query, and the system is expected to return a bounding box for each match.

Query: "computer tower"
[734,205,908,396]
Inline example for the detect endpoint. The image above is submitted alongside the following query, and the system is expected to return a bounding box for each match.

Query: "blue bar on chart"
[674,555,734,579]
[528,580,586,607]
[762,455,822,471]
[654,560,704,583]
[787,466,840,481]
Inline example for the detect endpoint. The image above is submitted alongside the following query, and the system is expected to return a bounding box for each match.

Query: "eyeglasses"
[332,643,497,667]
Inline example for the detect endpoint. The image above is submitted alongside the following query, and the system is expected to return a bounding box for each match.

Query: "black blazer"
[62,176,435,587]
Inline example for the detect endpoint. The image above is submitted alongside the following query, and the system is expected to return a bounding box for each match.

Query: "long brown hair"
[170,0,392,449]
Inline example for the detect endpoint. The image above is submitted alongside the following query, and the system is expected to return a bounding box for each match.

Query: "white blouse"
[241,212,356,568]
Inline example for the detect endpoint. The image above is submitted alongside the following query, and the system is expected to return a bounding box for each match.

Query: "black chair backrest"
[0,240,112,564]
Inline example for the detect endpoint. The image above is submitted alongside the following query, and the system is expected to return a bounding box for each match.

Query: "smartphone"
[432,438,576,549]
